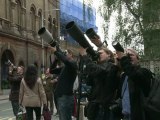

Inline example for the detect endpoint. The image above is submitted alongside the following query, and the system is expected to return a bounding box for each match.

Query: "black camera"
[65,21,99,61]
[112,41,124,52]
[85,28,103,47]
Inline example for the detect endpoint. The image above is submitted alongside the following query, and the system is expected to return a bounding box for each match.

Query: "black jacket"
[86,60,119,107]
[50,51,78,98]
[120,56,152,120]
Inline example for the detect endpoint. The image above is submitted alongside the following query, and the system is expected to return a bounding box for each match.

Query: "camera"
[65,21,99,61]
[38,27,57,47]
[85,28,103,47]
[6,60,13,66]
[112,41,124,52]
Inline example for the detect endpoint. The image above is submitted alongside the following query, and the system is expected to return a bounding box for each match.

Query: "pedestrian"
[19,64,47,120]
[82,47,120,120]
[116,48,153,120]
[8,65,24,118]
[42,68,54,115]
[49,46,78,120]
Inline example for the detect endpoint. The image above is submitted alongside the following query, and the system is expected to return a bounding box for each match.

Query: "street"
[0,99,87,120]
[0,100,16,120]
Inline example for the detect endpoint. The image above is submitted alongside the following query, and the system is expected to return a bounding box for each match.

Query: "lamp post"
[41,9,60,74]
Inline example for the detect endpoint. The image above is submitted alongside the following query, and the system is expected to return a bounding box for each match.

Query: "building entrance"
[1,50,14,89]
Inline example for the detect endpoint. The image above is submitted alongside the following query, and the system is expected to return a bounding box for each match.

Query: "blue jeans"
[57,95,74,120]
[25,107,41,120]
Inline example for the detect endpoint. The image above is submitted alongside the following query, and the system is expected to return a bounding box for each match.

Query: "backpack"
[144,74,160,113]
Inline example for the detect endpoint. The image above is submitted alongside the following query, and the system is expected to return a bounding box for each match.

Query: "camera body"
[7,60,17,74]
[112,41,124,52]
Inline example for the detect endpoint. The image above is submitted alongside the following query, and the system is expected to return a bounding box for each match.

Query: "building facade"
[0,0,97,94]
[0,0,59,93]
[60,0,97,44]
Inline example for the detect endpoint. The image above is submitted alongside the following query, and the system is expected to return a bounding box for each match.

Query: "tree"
[99,0,160,59]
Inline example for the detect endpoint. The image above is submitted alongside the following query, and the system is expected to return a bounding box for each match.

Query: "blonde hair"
[126,48,139,60]
[98,47,114,62]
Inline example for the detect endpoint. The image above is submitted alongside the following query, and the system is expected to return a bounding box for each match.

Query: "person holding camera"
[82,47,120,120]
[48,46,78,120]
[116,48,152,120]
[8,65,24,118]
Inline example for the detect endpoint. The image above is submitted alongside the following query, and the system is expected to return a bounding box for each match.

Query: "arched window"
[38,11,42,29]
[48,15,52,33]
[16,0,22,25]
[53,18,56,26]
[30,7,36,31]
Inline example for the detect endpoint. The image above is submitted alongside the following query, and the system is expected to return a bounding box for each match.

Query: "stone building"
[0,0,97,94]
[0,0,60,93]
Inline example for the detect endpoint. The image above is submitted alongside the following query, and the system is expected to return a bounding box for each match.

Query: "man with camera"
[48,46,78,120]
[82,47,120,120]
[8,65,24,118]
[116,48,153,120]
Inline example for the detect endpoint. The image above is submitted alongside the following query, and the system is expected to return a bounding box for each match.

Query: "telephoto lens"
[85,28,103,47]
[38,27,57,47]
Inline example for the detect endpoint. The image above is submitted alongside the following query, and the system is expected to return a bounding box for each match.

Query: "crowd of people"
[7,39,159,120]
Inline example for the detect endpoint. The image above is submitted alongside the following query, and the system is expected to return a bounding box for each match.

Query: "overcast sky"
[93,0,116,51]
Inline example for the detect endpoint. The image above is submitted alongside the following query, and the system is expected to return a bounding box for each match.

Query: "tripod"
[76,55,91,120]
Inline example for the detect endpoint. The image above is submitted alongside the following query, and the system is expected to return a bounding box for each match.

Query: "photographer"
[82,47,120,120]
[116,48,153,120]
[48,46,78,120]
[8,65,24,118]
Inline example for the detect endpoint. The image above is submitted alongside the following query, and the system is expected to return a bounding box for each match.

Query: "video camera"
[65,21,99,61]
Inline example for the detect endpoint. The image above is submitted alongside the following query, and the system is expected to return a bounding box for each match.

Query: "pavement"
[0,89,9,101]
[0,94,9,101]
[0,90,88,120]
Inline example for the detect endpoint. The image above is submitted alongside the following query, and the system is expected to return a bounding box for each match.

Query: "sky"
[93,0,116,51]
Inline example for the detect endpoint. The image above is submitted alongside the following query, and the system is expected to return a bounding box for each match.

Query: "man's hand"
[50,78,58,84]
[116,51,125,59]
[79,47,87,56]
[48,46,57,53]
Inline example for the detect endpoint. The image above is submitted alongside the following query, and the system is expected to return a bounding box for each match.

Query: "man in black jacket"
[8,66,24,117]
[83,47,120,120]
[116,48,152,120]
[49,46,78,120]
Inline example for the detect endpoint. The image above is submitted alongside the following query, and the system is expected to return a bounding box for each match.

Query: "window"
[38,11,42,29]
[48,15,52,32]
[16,0,22,25]
[30,7,36,31]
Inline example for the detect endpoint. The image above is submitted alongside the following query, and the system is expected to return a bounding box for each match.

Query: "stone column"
[21,7,27,37]
[10,1,20,35]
